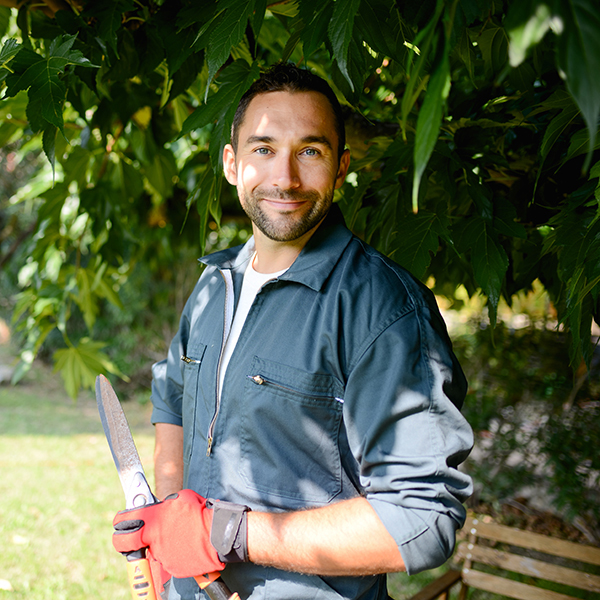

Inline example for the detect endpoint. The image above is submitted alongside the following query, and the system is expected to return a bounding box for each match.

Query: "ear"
[223,144,238,185]
[334,149,351,189]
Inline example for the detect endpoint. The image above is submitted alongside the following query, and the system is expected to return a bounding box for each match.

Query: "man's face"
[223,91,350,243]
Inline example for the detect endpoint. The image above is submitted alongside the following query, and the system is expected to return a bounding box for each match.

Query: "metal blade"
[96,374,154,509]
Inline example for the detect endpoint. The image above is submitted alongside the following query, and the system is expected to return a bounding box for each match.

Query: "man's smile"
[261,198,307,211]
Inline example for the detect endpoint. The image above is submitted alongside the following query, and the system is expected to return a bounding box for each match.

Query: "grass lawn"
[0,345,449,599]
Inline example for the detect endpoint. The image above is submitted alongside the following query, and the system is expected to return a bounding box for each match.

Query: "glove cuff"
[208,500,250,563]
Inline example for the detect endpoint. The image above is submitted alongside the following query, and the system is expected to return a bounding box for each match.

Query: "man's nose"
[271,152,300,189]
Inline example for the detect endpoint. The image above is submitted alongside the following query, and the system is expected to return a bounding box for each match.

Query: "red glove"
[112,489,225,579]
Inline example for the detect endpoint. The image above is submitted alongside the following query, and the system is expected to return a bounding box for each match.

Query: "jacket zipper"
[207,269,235,456]
[248,374,344,403]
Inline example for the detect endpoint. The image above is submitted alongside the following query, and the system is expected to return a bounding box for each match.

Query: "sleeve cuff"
[368,496,464,575]
[150,404,183,427]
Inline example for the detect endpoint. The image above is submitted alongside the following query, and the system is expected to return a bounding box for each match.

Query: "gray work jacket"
[151,207,473,600]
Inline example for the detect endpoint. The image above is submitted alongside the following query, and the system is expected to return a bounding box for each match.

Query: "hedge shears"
[96,374,240,600]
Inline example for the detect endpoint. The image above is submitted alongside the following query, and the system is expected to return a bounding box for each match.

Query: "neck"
[252,221,322,274]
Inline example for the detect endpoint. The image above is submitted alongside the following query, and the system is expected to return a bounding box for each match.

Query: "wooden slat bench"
[408,514,600,600]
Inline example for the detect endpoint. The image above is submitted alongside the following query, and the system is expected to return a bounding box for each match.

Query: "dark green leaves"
[205,0,259,97]
[0,37,19,84]
[298,0,333,58]
[413,50,449,212]
[4,34,95,167]
[457,217,509,326]
[180,59,260,169]
[392,210,449,279]
[328,0,361,90]
[507,0,600,171]
[3,0,600,393]
[555,0,600,170]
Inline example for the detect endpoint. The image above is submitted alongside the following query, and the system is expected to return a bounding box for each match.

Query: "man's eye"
[303,148,319,156]
[255,147,270,155]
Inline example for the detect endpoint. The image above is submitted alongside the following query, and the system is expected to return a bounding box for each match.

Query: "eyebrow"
[244,135,333,150]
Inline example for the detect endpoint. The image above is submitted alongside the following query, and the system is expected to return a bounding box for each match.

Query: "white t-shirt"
[218,254,288,397]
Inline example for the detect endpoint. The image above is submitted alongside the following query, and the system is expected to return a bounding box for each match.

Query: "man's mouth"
[262,198,306,211]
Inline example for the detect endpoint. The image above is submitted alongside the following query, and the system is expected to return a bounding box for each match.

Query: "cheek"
[239,162,260,189]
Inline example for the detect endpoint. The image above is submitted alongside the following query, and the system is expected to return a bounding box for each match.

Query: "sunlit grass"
[0,362,155,599]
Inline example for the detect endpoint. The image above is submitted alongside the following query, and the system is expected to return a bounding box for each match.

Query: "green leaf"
[267,0,299,17]
[298,0,332,58]
[356,0,402,61]
[328,0,361,91]
[0,38,20,76]
[540,103,579,161]
[82,0,136,58]
[0,7,11,38]
[400,0,444,135]
[455,26,476,84]
[412,50,450,211]
[457,217,509,325]
[506,1,554,67]
[331,29,372,105]
[42,126,58,176]
[391,210,449,279]
[180,59,260,168]
[187,164,220,254]
[493,200,527,240]
[62,145,92,191]
[556,0,600,170]
[337,171,375,231]
[144,148,178,199]
[478,24,509,77]
[74,268,99,330]
[5,35,96,134]
[561,126,600,166]
[206,0,256,96]
[251,0,267,42]
[53,338,125,399]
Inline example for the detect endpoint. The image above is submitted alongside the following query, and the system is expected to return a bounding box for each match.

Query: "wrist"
[208,500,250,563]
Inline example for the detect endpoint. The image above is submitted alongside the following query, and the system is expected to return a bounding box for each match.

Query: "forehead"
[238,91,338,145]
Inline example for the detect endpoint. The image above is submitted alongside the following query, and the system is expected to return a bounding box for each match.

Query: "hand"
[113,489,225,579]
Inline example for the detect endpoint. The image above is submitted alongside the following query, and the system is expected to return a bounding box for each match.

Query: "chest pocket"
[240,356,345,506]
[181,342,207,462]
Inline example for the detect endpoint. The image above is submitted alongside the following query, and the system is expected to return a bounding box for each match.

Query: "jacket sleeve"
[342,303,473,575]
[150,295,195,427]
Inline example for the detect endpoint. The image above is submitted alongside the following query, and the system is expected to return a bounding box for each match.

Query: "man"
[113,63,473,600]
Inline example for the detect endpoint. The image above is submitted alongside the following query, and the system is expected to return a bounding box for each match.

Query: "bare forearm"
[154,422,184,500]
[247,497,405,576]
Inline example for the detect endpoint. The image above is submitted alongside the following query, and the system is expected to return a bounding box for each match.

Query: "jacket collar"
[200,204,353,292]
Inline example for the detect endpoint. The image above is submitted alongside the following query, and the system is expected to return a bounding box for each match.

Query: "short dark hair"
[231,63,346,162]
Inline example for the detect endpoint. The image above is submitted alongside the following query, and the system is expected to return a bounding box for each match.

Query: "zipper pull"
[181,355,200,364]
[206,437,213,457]
[249,375,264,385]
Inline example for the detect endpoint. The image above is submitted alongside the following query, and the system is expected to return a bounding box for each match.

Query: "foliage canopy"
[0,0,599,397]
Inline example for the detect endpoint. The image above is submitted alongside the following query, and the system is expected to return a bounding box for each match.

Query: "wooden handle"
[126,556,158,600]
[194,573,240,600]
